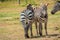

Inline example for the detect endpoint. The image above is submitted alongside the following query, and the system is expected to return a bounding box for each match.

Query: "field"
[0,1,60,40]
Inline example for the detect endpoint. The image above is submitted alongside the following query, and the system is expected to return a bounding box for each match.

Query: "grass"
[0,0,60,40]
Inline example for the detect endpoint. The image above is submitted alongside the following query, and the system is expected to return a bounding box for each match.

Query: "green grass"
[0,0,60,40]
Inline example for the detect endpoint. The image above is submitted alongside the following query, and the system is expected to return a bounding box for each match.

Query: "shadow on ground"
[28,34,60,39]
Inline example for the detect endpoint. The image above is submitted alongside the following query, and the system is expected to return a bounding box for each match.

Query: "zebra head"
[40,3,48,17]
[51,1,60,14]
[27,4,34,12]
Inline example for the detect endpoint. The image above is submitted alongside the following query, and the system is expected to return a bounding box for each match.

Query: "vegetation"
[0,0,60,40]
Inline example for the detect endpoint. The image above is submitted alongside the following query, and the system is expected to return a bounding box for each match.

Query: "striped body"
[20,9,34,22]
[34,6,48,23]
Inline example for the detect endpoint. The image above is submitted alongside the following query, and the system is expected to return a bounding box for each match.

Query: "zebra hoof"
[25,36,29,38]
[25,35,29,38]
[39,33,42,36]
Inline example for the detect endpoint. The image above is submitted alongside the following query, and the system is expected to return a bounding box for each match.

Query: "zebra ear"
[45,3,49,6]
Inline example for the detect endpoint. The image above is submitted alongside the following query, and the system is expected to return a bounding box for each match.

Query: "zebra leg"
[29,21,33,37]
[22,21,29,38]
[35,22,38,36]
[39,22,42,36]
[45,22,48,35]
[30,24,33,37]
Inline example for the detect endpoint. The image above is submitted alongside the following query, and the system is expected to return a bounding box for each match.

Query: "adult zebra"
[51,1,60,14]
[20,4,34,38]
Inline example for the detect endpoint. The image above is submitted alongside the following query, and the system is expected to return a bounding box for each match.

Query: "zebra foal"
[34,3,49,36]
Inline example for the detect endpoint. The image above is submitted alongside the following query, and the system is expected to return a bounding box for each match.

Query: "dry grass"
[0,0,60,40]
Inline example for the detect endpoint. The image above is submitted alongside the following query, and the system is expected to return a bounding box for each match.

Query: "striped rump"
[20,9,34,22]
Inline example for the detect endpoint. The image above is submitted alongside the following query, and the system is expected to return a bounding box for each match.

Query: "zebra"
[51,1,60,14]
[20,4,34,38]
[34,3,49,36]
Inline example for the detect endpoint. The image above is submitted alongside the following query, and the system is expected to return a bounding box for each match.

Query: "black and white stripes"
[20,9,34,22]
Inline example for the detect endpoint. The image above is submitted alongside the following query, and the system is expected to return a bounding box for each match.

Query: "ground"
[0,2,60,40]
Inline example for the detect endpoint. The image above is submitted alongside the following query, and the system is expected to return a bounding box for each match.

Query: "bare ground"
[0,7,60,40]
